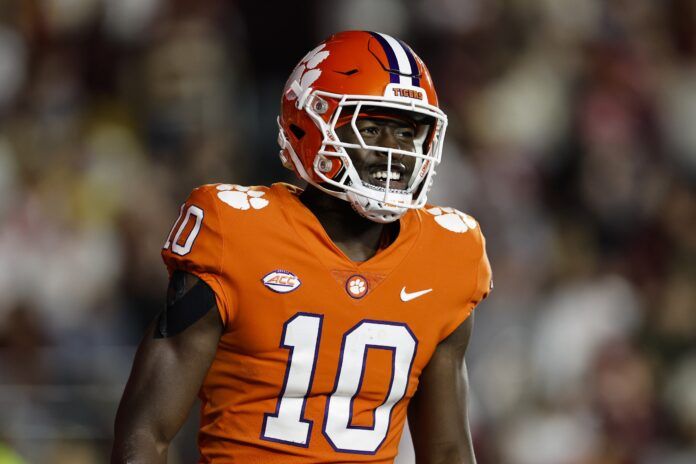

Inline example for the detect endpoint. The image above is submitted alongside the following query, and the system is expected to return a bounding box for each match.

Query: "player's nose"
[378,127,399,148]
[377,128,405,160]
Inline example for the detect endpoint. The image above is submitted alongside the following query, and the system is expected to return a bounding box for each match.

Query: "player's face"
[335,117,417,191]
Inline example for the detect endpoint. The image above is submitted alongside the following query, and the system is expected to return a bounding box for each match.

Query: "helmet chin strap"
[346,188,409,224]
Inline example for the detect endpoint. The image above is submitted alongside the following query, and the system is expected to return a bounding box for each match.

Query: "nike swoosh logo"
[400,287,433,302]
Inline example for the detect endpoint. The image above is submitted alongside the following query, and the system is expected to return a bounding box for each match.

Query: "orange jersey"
[161,183,492,464]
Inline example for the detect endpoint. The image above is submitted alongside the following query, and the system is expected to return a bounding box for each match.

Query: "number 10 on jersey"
[261,313,418,454]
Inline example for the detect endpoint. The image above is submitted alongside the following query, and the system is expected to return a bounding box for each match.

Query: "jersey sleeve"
[472,227,493,306]
[439,222,493,340]
[161,186,234,327]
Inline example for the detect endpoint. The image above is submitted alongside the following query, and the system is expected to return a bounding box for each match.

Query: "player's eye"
[395,128,415,139]
[359,125,380,137]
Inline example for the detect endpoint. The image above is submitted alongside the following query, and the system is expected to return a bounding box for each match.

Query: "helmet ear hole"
[289,124,305,140]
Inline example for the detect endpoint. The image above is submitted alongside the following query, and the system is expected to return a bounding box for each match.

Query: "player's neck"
[299,185,398,262]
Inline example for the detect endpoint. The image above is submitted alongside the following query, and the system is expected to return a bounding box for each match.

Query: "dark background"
[0,1,694,463]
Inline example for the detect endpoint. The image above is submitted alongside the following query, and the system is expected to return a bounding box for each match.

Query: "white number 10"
[261,313,323,446]
[261,313,418,454]
[163,204,203,256]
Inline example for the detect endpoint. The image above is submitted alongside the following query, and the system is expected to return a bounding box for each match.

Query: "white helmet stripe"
[377,33,413,86]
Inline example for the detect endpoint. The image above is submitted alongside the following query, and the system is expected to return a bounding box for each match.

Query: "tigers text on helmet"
[278,30,448,223]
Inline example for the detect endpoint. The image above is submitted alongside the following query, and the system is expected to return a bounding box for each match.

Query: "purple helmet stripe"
[398,39,420,87]
[368,31,401,84]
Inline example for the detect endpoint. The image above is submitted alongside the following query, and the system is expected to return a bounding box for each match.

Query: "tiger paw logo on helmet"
[426,207,477,233]
[285,44,330,101]
[216,184,269,210]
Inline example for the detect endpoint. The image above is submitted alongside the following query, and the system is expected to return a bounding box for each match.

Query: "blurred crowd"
[0,1,694,463]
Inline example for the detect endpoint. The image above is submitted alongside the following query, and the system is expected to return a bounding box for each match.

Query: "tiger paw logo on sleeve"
[217,184,269,210]
[426,206,477,233]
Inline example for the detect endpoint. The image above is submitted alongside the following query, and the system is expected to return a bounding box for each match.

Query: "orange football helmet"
[278,30,448,223]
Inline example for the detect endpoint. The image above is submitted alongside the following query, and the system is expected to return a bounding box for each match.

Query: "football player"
[112,31,491,464]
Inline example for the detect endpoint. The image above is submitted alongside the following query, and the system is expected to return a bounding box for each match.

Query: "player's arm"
[111,271,223,464]
[408,314,476,464]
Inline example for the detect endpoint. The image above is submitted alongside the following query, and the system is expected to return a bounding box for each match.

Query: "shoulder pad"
[421,205,479,234]
[211,184,272,212]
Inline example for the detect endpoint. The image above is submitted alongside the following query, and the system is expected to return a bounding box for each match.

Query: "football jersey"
[161,183,492,464]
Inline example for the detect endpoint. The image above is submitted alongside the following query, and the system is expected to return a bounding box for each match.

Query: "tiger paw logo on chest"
[217,184,269,210]
[262,270,301,293]
[345,275,368,299]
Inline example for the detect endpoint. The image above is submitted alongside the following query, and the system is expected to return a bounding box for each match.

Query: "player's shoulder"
[186,183,272,207]
[183,182,291,217]
[414,203,485,248]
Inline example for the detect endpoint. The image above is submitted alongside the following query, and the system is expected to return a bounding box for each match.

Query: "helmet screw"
[317,156,333,173]
[312,97,329,114]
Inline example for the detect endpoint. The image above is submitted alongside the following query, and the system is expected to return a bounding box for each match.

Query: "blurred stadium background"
[0,0,695,463]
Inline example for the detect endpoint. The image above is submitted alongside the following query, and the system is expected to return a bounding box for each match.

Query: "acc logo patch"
[262,270,301,293]
[346,275,368,299]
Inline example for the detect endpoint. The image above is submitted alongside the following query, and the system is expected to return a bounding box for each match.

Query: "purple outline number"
[260,313,323,446]
[260,315,418,454]
[323,320,418,454]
